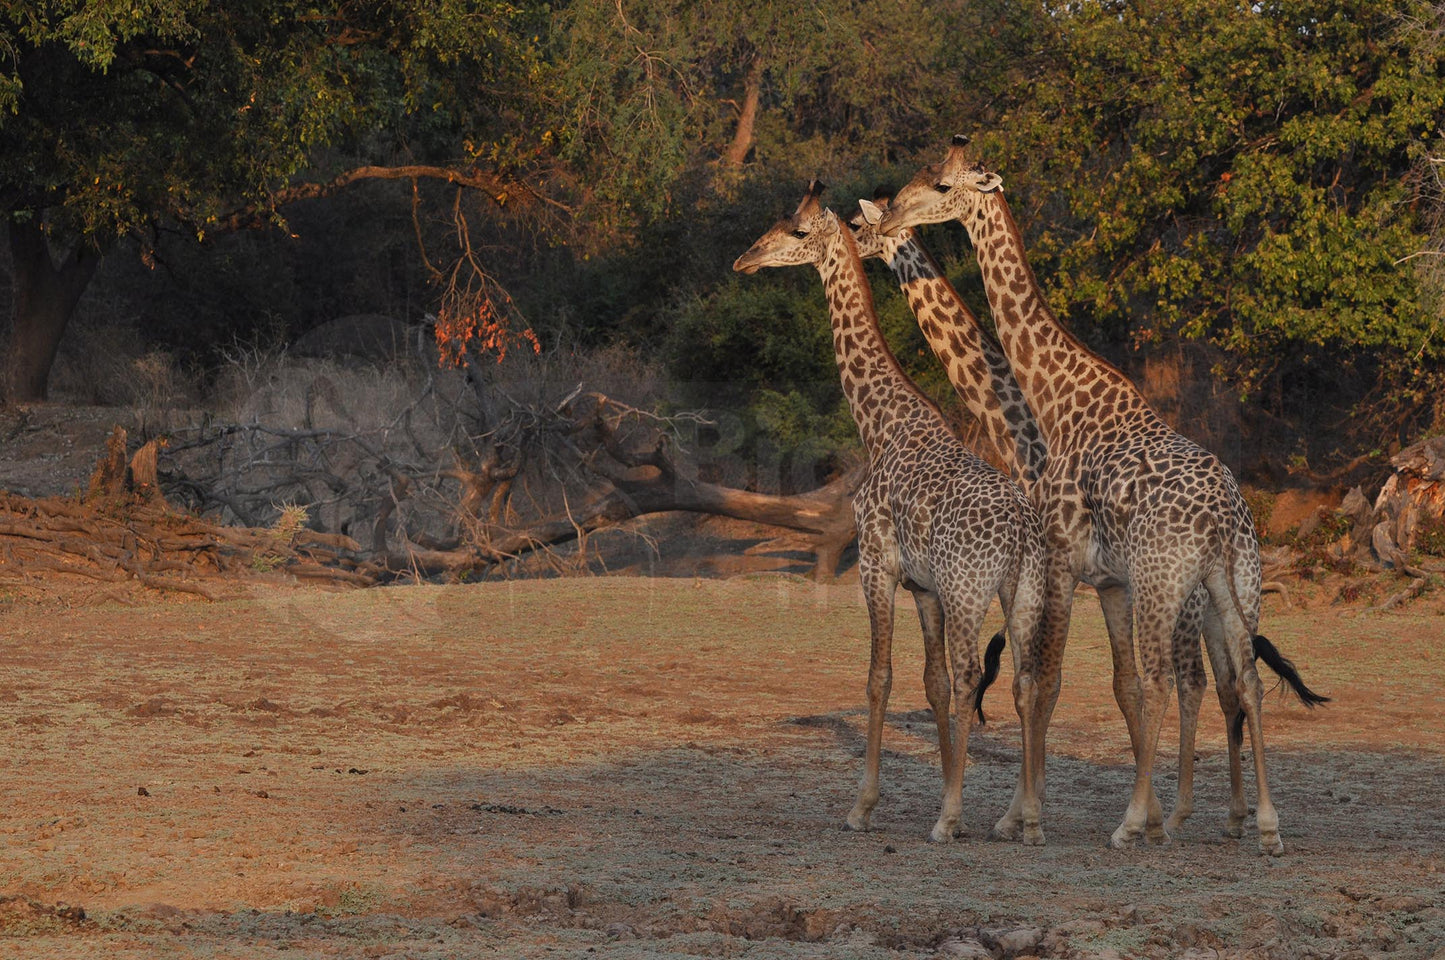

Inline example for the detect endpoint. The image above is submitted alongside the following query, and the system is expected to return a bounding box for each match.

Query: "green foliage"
[974,0,1445,409]
[546,0,998,233]
[1416,513,1445,557]
[9,0,1445,469]
[0,1,545,246]
[1296,512,1354,550]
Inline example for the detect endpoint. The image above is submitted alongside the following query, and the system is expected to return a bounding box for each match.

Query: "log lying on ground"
[0,488,382,599]
[392,463,860,581]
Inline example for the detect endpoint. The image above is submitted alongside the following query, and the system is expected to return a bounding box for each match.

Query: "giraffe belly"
[897,554,937,594]
[1077,529,1129,591]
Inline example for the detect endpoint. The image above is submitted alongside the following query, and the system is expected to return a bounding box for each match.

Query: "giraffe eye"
[932,182,952,194]
[791,229,808,239]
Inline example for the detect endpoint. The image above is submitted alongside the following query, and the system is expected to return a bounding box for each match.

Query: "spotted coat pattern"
[880,141,1285,856]
[849,201,1045,486]
[852,198,1223,840]
[734,184,1049,844]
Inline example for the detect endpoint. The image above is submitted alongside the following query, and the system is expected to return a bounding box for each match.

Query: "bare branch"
[215,163,573,233]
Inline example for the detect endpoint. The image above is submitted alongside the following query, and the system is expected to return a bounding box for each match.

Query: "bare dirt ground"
[0,576,1441,959]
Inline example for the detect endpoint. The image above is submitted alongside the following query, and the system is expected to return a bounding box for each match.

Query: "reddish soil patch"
[0,578,1441,958]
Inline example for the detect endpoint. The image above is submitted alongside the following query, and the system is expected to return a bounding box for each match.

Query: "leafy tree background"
[1,0,1441,488]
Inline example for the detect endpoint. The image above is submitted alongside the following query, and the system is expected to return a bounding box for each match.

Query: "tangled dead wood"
[3,351,864,592]
[122,365,864,583]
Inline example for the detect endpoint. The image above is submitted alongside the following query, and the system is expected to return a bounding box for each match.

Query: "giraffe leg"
[1109,583,1184,849]
[930,594,989,843]
[913,592,955,792]
[1240,671,1282,855]
[995,553,1069,843]
[846,563,897,833]
[1166,587,1209,834]
[1200,603,1248,838]
[1096,585,1166,837]
[1202,566,1282,856]
[1005,569,1047,846]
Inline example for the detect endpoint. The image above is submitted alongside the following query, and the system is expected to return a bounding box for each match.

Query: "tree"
[547,0,987,231]
[972,0,1445,442]
[0,0,549,402]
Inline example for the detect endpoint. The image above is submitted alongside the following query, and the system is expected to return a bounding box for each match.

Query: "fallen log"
[0,475,388,598]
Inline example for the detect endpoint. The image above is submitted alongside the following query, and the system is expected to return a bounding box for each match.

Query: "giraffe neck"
[818,226,939,460]
[964,192,1143,449]
[887,238,1045,485]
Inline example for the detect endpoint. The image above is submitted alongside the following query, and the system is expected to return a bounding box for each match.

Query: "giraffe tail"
[974,630,1007,724]
[1251,633,1331,707]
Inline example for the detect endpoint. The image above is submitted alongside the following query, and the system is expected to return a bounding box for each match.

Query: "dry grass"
[0,578,1441,958]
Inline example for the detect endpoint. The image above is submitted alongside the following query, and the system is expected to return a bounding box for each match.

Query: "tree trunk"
[4,218,101,403]
[1362,435,1445,567]
[720,59,762,168]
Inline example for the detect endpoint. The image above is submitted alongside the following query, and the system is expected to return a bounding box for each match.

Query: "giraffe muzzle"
[732,252,763,274]
[876,208,909,238]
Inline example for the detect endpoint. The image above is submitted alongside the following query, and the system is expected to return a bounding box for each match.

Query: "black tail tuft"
[975,630,1007,724]
[1252,634,1331,707]
[1230,709,1246,742]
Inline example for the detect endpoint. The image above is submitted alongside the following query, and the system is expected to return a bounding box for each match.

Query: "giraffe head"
[732,180,839,274]
[877,136,1004,237]
[847,190,914,266]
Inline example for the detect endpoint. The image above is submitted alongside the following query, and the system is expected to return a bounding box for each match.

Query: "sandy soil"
[0,576,1441,959]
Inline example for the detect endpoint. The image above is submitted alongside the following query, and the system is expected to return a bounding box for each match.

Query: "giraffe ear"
[975,171,1004,193]
[856,198,884,226]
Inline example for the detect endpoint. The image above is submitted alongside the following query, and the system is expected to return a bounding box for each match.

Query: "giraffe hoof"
[1108,826,1139,850]
[1165,809,1191,833]
[991,817,1023,842]
[1022,826,1045,846]
[1222,820,1245,840]
[844,811,871,833]
[1146,827,1172,847]
[928,822,959,843]
[1259,833,1285,857]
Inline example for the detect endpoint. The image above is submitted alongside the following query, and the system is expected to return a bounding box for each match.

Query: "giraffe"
[846,196,1215,840]
[849,196,1327,839]
[879,138,1326,855]
[734,180,1049,843]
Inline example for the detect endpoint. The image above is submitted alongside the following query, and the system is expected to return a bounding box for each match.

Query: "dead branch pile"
[3,347,861,592]
[157,381,855,580]
[112,349,863,583]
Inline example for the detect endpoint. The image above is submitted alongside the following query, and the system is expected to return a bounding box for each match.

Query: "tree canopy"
[0,0,550,398]
[974,0,1445,429]
[0,0,548,240]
